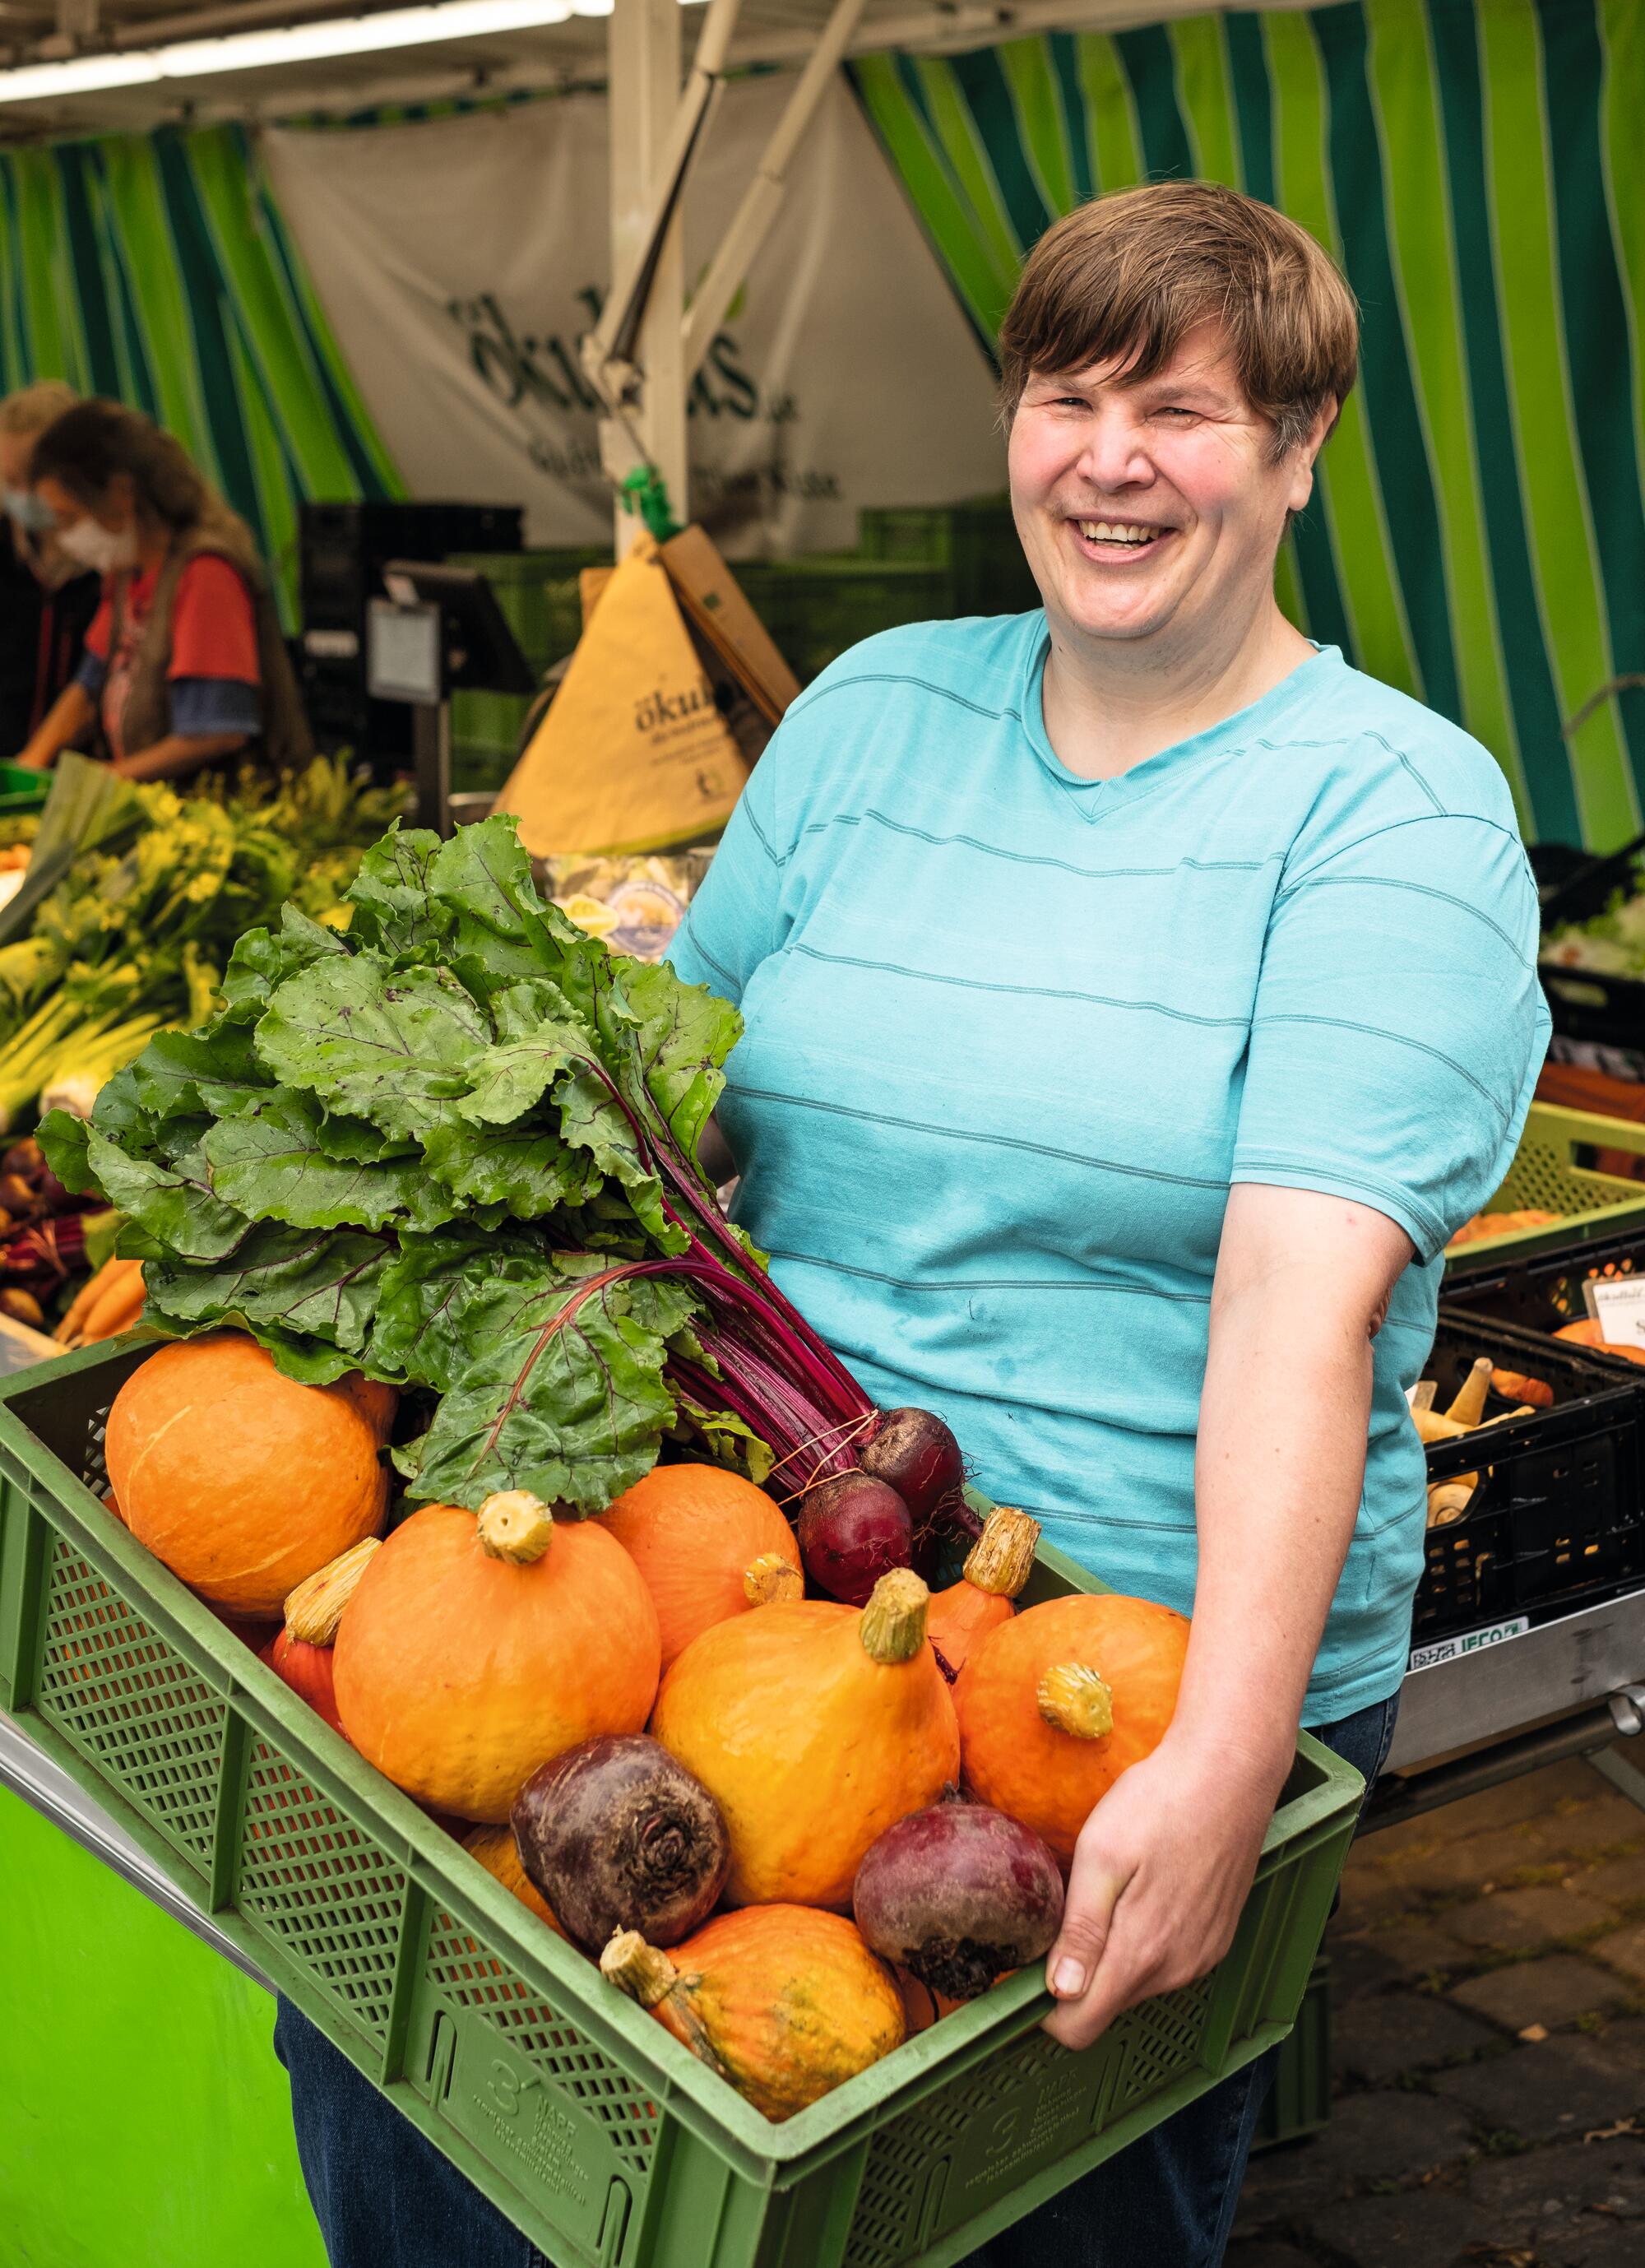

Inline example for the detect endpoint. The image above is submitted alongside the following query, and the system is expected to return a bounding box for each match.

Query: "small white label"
[1588,1276,1645,1347]
[1409,1616,1530,1672]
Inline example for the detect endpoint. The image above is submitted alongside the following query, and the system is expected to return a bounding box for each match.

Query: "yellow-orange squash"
[955,1593,1189,1868]
[601,1906,903,2121]
[651,1568,960,1909]
[104,1333,387,1616]
[463,1825,563,1936]
[332,1491,661,1823]
[595,1461,802,1668]
[925,1505,1040,1678]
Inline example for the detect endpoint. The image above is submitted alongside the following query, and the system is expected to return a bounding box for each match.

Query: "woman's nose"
[1075,410,1152,494]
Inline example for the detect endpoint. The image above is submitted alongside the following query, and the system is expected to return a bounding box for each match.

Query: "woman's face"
[34,470,133,540]
[1008,319,1327,659]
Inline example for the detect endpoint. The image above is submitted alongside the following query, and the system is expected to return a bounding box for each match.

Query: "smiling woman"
[660,179,1548,2268]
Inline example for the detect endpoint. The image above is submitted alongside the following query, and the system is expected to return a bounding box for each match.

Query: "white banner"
[262,77,1004,554]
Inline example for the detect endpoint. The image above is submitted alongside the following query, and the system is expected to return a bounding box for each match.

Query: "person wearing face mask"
[0,383,101,763]
[14,397,311,782]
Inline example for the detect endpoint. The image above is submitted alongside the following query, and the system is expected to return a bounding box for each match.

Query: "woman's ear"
[105,471,137,526]
[1285,397,1337,516]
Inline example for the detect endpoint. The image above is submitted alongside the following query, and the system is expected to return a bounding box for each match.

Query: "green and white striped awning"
[0,122,401,621]
[854,0,1645,851]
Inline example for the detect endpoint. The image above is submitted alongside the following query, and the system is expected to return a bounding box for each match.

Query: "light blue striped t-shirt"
[668,615,1550,1719]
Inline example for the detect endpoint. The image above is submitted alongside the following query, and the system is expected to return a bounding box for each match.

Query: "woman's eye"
[1153,406,1196,421]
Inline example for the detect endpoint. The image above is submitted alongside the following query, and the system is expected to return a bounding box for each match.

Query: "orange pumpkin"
[926,1505,1040,1678]
[259,1538,382,1738]
[601,1906,903,2121]
[333,1491,661,1823]
[595,1461,802,1668]
[955,1593,1189,1868]
[463,1825,563,1936]
[1556,1317,1645,1366]
[104,1334,387,1616]
[263,1629,345,1736]
[337,1375,398,1442]
[651,1568,960,1909]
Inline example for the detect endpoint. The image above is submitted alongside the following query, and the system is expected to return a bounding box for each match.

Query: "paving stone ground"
[1230,1756,1645,2268]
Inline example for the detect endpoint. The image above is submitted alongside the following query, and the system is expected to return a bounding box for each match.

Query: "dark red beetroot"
[796,1471,914,1606]
[853,1798,1064,2001]
[512,1734,730,1954]
[860,1408,969,1533]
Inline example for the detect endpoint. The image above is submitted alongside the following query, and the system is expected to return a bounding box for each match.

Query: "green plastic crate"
[1250,1959,1331,2151]
[1444,1102,1645,1274]
[0,1340,1362,2268]
[0,759,51,814]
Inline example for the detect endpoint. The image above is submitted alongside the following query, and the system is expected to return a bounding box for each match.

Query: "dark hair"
[30,398,207,530]
[998,180,1360,458]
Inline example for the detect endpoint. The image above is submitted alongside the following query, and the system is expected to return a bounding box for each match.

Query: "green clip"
[619,464,682,544]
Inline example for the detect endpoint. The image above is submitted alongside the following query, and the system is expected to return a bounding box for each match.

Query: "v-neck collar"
[1016,614,1345,823]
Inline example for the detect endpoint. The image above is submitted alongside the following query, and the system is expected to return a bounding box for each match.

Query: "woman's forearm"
[116,730,247,782]
[16,681,95,768]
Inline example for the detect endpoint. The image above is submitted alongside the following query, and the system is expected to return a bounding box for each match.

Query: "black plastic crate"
[1413,1315,1645,1648]
[1441,1218,1645,1360]
[1540,828,1645,1067]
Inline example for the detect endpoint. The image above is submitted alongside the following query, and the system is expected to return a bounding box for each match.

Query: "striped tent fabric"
[0,121,401,620]
[853,0,1645,851]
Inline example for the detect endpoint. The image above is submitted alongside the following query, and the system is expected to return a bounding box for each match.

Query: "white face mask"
[2,486,53,533]
[55,517,139,576]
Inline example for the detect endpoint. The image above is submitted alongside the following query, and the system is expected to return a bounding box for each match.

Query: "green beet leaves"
[40,815,744,1511]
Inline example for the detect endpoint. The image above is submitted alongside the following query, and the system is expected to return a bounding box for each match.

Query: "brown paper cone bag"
[497,536,748,858]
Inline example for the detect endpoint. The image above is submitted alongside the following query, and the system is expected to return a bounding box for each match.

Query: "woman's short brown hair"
[30,397,208,531]
[999,181,1359,458]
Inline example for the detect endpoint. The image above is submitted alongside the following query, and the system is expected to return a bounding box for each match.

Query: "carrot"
[74,1260,144,1345]
[56,1256,127,1344]
[1555,1319,1645,1367]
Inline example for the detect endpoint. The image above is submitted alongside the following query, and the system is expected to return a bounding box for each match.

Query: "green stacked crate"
[446,550,604,793]
[857,496,1039,619]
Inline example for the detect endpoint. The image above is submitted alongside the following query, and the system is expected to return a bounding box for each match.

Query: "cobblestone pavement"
[1232,1757,1645,2268]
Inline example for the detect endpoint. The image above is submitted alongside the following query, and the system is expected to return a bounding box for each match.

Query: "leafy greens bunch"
[43,816,874,1514]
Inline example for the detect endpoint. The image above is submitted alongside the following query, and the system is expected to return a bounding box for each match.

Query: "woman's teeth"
[1077,521,1158,547]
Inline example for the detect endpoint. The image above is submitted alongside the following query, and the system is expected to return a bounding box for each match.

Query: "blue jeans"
[274,1696,1397,2268]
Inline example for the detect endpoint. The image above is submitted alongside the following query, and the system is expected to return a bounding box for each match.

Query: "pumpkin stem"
[284,1536,381,1646]
[1037,1662,1114,1741]
[477,1491,555,1565]
[962,1506,1041,1599]
[600,1929,681,2009]
[860,1568,930,1664]
[743,1552,803,1607]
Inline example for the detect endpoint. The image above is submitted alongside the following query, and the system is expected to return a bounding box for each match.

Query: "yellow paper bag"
[497,537,748,858]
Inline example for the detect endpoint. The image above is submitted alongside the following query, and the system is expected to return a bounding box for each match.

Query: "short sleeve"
[170,677,262,737]
[1231,812,1550,1261]
[665,745,788,1005]
[168,555,260,685]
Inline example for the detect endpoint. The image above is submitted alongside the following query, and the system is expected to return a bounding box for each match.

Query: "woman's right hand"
[12,744,52,772]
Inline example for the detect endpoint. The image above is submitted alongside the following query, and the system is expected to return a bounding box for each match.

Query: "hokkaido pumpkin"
[463,1825,563,1936]
[104,1334,387,1616]
[955,1593,1189,1867]
[332,1490,661,1823]
[926,1505,1040,1678]
[259,1538,382,1738]
[601,1906,904,2121]
[1557,1317,1645,1366]
[595,1462,802,1668]
[651,1567,960,1909]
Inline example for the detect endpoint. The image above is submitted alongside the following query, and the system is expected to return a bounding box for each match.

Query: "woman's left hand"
[1040,1728,1286,2050]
